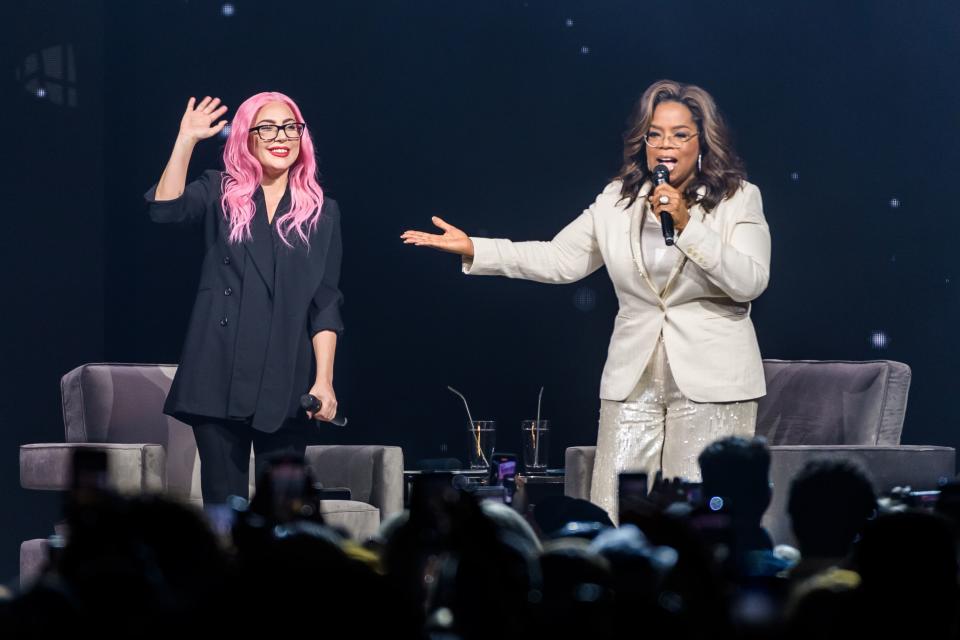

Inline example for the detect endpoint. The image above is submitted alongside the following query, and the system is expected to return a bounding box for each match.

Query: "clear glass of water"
[521,419,550,471]
[468,421,496,469]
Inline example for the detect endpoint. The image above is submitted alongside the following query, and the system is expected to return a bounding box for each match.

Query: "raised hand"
[401,216,475,257]
[154,97,228,201]
[178,96,229,144]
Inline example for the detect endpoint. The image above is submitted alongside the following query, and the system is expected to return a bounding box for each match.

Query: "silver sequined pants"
[590,340,757,520]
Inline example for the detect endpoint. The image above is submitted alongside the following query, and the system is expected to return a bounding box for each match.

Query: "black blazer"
[145,170,343,432]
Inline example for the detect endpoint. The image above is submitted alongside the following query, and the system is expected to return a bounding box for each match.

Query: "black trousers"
[191,417,315,504]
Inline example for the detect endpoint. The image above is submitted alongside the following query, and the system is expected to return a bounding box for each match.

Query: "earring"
[698,153,702,172]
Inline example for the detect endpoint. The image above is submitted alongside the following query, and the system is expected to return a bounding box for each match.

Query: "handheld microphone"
[652,164,675,246]
[300,394,348,427]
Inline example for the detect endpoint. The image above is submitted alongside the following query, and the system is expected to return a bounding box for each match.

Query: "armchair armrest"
[20,443,166,493]
[304,445,404,520]
[564,446,597,501]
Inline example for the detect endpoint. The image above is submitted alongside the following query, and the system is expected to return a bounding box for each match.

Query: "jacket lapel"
[243,188,278,298]
[629,182,663,298]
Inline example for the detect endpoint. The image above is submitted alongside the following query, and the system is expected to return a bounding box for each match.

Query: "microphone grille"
[652,164,670,183]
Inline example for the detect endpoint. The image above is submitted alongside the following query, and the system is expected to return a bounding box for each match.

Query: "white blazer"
[463,180,771,403]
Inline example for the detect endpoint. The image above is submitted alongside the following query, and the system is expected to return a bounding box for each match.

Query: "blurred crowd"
[2,436,958,639]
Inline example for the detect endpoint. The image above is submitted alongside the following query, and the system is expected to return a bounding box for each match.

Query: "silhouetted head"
[698,436,771,525]
[788,459,876,558]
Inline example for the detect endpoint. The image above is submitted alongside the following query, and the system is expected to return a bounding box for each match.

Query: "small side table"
[513,470,566,514]
[403,468,487,506]
[402,469,567,513]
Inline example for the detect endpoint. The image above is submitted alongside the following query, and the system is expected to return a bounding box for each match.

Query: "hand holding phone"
[618,471,650,520]
[487,453,519,505]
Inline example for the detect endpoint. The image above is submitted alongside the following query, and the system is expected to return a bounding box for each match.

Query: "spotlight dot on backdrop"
[35,87,46,99]
[219,124,232,139]
[870,330,889,350]
[573,286,597,312]
[221,3,235,17]
[790,172,800,182]
[889,198,901,208]
[565,18,574,27]
[580,46,590,55]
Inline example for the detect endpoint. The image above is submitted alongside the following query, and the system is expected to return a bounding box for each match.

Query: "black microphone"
[300,394,348,427]
[652,164,675,246]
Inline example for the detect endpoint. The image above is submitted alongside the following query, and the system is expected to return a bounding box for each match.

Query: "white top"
[640,209,683,294]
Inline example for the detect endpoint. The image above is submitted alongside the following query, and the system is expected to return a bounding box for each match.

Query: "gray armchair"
[565,359,956,545]
[19,363,404,586]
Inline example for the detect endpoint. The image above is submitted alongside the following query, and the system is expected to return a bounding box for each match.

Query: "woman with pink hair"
[146,93,343,505]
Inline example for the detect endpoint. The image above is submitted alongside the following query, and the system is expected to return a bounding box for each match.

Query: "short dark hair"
[788,459,876,557]
[698,436,771,521]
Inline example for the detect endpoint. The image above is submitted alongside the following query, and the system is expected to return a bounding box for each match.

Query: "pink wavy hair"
[220,92,324,247]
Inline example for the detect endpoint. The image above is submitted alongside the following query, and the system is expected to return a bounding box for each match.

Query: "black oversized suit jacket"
[145,170,343,432]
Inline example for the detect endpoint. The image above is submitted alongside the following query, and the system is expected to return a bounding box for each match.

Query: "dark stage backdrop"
[4,0,959,583]
[2,1,105,585]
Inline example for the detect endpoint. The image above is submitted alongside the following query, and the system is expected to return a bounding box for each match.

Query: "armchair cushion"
[320,500,381,541]
[758,360,911,446]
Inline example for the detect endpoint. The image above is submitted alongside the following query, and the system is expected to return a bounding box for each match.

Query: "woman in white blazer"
[402,80,770,519]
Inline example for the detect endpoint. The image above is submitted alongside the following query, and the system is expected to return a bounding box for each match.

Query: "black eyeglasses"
[248,122,306,141]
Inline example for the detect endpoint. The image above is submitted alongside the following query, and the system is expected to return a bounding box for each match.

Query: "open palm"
[179,96,229,142]
[401,216,474,257]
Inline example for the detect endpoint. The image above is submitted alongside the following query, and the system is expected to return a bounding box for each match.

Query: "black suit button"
[224,287,233,296]
[223,257,231,265]
[220,317,229,327]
